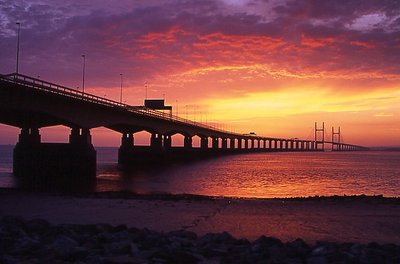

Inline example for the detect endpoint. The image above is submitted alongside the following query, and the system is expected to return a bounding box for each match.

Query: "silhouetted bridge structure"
[0,73,368,182]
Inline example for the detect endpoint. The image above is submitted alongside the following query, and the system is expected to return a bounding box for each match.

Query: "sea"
[0,145,399,198]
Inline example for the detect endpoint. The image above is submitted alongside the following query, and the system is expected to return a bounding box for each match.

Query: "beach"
[1,190,400,244]
[1,190,400,263]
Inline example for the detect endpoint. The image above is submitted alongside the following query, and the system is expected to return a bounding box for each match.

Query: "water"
[1,145,399,198]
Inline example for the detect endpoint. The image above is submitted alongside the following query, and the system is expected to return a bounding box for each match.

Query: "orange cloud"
[301,35,337,48]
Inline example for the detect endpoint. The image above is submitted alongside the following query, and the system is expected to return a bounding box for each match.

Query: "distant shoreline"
[1,187,399,202]
[2,144,400,150]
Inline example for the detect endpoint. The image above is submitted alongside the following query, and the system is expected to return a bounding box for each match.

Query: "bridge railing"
[0,73,239,136]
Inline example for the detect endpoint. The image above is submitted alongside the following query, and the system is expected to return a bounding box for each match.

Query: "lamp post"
[119,73,123,103]
[16,22,21,74]
[145,82,148,100]
[81,54,86,94]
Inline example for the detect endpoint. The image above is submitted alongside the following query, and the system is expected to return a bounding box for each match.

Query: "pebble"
[1,215,399,263]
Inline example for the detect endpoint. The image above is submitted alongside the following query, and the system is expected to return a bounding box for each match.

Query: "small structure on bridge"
[144,99,172,115]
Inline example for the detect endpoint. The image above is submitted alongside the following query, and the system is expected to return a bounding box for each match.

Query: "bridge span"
[0,73,368,182]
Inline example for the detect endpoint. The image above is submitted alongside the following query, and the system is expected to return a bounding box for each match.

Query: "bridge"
[0,73,368,182]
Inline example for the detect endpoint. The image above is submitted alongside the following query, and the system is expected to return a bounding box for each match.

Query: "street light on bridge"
[120,73,123,103]
[81,54,86,94]
[15,22,21,74]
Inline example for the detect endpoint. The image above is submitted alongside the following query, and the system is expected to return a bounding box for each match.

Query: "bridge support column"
[14,127,96,187]
[151,133,163,150]
[212,137,219,149]
[69,127,92,145]
[164,135,172,149]
[200,137,208,149]
[221,138,227,150]
[238,139,242,149]
[18,127,41,145]
[121,132,134,148]
[230,138,235,149]
[265,139,270,150]
[244,139,249,149]
[250,139,255,149]
[184,136,192,149]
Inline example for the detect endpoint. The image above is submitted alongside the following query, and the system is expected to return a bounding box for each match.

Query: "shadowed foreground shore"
[1,216,400,264]
[0,189,400,263]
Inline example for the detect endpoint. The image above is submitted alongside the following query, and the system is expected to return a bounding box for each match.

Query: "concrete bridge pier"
[278,140,283,151]
[300,141,304,151]
[118,132,135,165]
[272,140,277,151]
[238,139,242,150]
[151,133,163,150]
[230,138,235,150]
[163,135,172,149]
[266,139,270,150]
[200,137,208,149]
[285,140,289,151]
[121,132,134,148]
[212,137,219,150]
[244,139,249,150]
[184,136,192,150]
[221,138,227,150]
[14,127,96,188]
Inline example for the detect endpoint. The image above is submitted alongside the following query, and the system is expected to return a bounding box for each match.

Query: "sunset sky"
[1,0,399,147]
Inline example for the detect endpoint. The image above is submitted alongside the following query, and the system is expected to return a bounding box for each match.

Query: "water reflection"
[96,151,400,198]
[1,145,400,198]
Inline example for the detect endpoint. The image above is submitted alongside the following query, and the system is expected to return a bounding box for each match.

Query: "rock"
[2,216,400,264]
[307,256,328,264]
[112,230,134,242]
[96,223,113,233]
[105,241,132,255]
[84,254,104,264]
[25,218,51,234]
[311,241,337,257]
[70,246,89,259]
[199,232,237,246]
[104,254,147,263]
[251,235,283,254]
[94,231,114,244]
[130,242,140,255]
[0,254,19,264]
[168,230,198,240]
[285,238,309,259]
[10,236,41,255]
[50,235,79,258]
[141,233,168,249]
[113,224,128,233]
[165,249,204,263]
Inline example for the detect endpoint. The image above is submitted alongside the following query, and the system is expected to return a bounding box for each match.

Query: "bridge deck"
[0,72,367,150]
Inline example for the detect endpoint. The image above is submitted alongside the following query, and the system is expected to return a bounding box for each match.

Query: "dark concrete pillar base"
[13,142,96,189]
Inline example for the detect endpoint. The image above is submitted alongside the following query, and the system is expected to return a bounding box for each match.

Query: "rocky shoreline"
[1,216,400,264]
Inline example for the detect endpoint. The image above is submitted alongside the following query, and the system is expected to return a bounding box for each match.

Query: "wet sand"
[0,189,399,244]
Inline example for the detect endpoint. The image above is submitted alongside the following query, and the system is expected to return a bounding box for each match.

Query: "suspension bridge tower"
[314,122,325,151]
